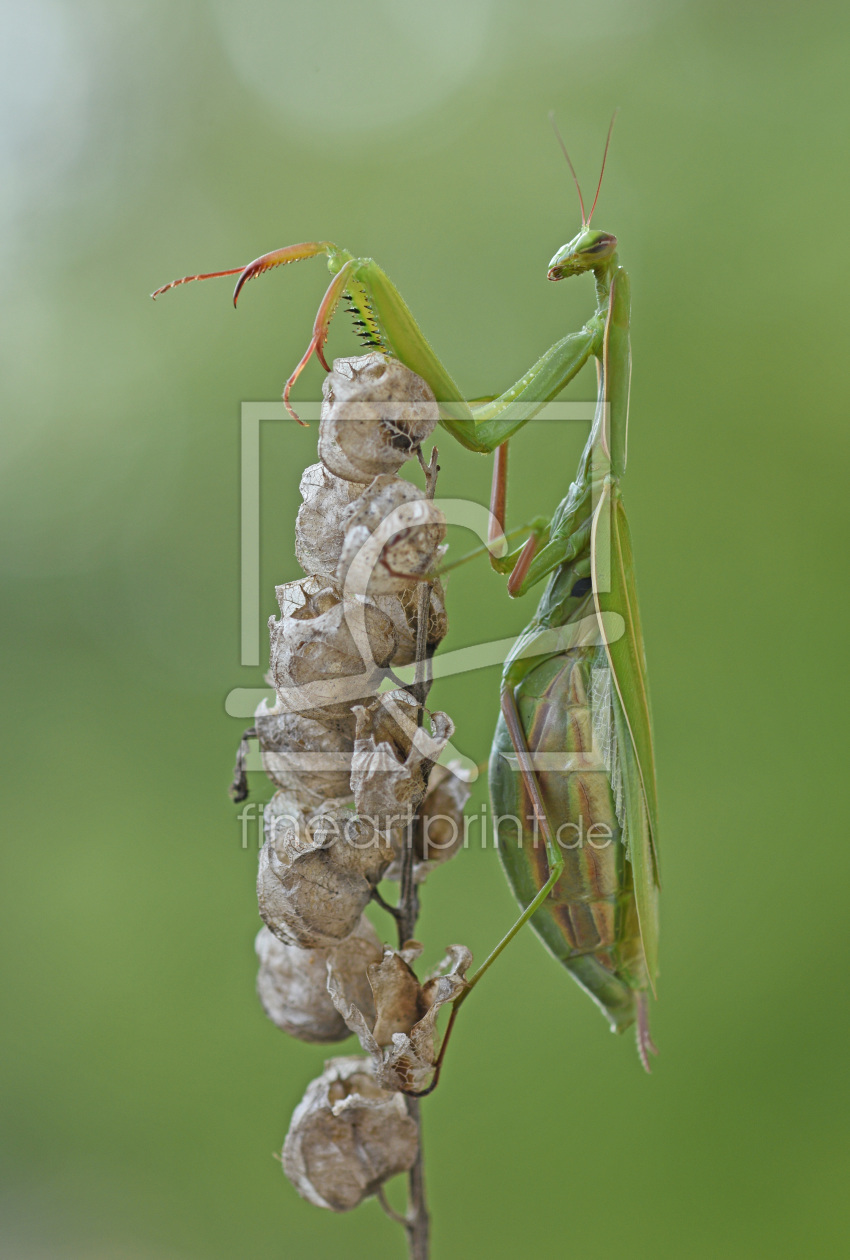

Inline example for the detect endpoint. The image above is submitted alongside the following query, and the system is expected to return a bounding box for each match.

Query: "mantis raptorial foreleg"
[154,242,602,451]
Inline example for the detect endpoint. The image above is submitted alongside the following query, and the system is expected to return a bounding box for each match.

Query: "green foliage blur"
[2,2,848,1256]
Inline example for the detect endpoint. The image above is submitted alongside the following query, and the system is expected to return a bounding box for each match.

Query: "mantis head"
[547,228,618,280]
[547,111,618,281]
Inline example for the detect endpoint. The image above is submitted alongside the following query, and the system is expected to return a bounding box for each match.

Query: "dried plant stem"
[391,445,439,1260]
[403,1096,430,1260]
[396,874,428,1260]
[398,445,439,943]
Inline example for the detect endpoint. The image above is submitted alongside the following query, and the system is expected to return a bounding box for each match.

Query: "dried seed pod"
[275,574,329,621]
[353,687,422,751]
[254,697,354,806]
[397,576,448,656]
[350,691,455,832]
[270,582,396,721]
[318,353,439,483]
[295,463,366,579]
[373,581,447,667]
[328,944,472,1094]
[336,474,446,596]
[282,1056,418,1212]
[416,761,472,867]
[384,761,472,883]
[255,915,382,1043]
[258,792,392,949]
[367,949,427,1046]
[309,802,396,887]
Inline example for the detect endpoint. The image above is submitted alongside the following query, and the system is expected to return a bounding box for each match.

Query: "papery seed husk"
[318,353,439,483]
[336,474,446,596]
[258,793,389,949]
[353,689,422,757]
[255,915,382,1043]
[350,740,425,836]
[350,700,458,846]
[355,695,458,771]
[350,692,455,830]
[309,803,396,885]
[282,1056,418,1212]
[368,949,427,1046]
[399,576,448,653]
[270,583,396,721]
[295,463,366,578]
[307,801,397,882]
[383,761,472,882]
[262,790,314,854]
[372,578,448,667]
[275,574,329,621]
[417,761,471,865]
[328,945,472,1094]
[255,697,354,805]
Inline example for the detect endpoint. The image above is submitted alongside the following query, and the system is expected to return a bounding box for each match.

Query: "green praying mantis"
[153,116,660,1072]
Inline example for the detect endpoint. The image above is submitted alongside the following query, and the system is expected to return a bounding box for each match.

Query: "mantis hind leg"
[404,686,566,1098]
[462,687,566,995]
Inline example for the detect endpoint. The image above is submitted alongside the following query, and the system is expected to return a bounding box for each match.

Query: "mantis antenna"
[549,110,586,224]
[587,108,619,224]
[549,108,619,227]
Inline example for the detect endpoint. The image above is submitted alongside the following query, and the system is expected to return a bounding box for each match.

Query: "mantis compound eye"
[583,232,618,257]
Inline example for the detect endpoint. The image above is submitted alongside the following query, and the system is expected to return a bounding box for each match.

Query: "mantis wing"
[591,484,660,987]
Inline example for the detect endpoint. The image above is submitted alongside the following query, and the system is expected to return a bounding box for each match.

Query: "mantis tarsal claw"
[282,260,357,422]
[152,240,347,423]
[231,242,337,306]
[151,241,336,305]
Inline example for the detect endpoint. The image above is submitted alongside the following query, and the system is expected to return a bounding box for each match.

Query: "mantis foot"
[635,991,658,1073]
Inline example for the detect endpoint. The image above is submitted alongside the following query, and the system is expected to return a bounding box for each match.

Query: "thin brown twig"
[370,886,402,921]
[377,1185,410,1228]
[392,444,439,1260]
[402,1096,430,1260]
[398,445,439,944]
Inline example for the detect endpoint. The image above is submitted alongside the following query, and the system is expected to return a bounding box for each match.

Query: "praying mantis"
[153,116,660,1071]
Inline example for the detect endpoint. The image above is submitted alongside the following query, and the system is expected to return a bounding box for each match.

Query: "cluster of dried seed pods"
[238,353,472,1214]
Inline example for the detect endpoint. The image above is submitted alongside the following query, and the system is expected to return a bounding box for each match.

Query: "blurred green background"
[2,1,848,1257]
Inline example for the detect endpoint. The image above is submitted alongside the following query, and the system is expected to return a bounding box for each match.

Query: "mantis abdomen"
[490,633,650,1036]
